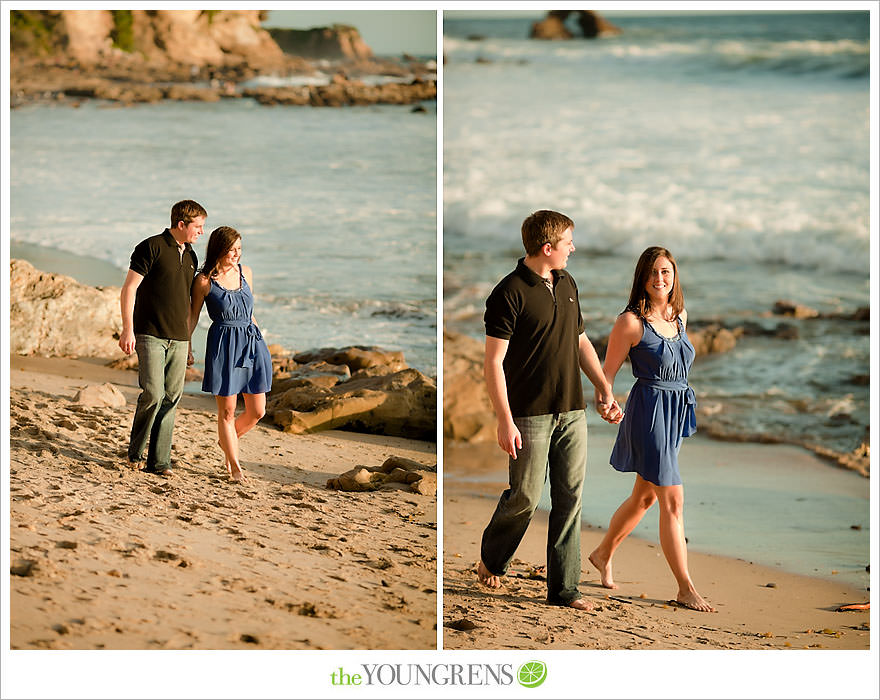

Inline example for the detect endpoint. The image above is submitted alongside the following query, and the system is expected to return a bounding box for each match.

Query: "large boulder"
[530,10,621,40]
[268,25,374,61]
[443,330,495,443]
[267,365,436,441]
[9,259,122,358]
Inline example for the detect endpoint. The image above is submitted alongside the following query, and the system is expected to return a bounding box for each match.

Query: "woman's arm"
[595,311,642,410]
[242,265,258,326]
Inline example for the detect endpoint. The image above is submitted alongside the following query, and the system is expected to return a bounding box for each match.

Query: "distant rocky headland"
[9,9,436,109]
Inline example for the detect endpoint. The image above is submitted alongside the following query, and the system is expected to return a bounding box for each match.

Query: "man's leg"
[480,414,553,582]
[546,409,588,606]
[145,339,188,473]
[128,334,166,465]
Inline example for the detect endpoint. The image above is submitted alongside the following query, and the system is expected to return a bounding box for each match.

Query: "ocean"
[444,11,870,458]
[443,12,870,589]
[10,97,437,375]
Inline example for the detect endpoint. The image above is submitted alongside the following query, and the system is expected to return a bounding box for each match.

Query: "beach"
[443,439,870,651]
[9,354,437,650]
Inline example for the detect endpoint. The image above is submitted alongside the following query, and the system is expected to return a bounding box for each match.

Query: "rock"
[443,330,495,443]
[446,618,477,631]
[10,259,123,358]
[269,366,435,441]
[530,10,621,40]
[10,559,39,577]
[293,346,407,374]
[530,12,573,40]
[773,300,819,319]
[163,84,221,101]
[687,324,737,356]
[327,456,437,494]
[73,383,127,408]
[269,25,374,61]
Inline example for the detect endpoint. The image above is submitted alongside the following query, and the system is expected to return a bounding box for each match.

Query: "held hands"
[595,389,624,424]
[497,419,523,460]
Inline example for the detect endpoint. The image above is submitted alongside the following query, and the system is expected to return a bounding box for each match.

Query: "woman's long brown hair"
[200,226,241,280]
[625,246,684,320]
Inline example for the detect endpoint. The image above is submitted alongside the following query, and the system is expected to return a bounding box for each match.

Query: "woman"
[190,226,272,483]
[589,246,715,612]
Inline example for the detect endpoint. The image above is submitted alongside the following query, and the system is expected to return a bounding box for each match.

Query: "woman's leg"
[216,395,244,482]
[653,484,715,612]
[589,475,657,588]
[235,393,266,439]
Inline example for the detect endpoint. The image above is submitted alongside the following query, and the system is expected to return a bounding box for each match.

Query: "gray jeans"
[480,410,588,605]
[127,334,188,471]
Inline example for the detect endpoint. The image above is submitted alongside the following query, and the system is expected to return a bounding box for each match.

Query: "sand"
[8,354,437,650]
[443,441,871,651]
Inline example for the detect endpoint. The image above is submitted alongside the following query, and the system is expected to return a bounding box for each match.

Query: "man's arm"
[578,332,622,423]
[484,336,522,459]
[118,270,144,355]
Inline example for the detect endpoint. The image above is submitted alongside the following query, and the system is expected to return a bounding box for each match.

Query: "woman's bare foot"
[477,560,502,589]
[588,549,618,589]
[567,598,594,611]
[673,589,716,612]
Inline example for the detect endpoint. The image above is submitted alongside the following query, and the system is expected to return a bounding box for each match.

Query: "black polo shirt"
[485,258,586,418]
[129,229,198,341]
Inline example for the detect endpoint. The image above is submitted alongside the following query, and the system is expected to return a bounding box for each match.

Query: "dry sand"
[444,443,871,651]
[8,354,437,650]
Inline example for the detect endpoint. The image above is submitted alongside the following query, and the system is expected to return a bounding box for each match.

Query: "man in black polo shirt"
[478,209,622,610]
[118,200,206,476]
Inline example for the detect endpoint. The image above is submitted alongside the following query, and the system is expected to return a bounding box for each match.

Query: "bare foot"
[477,560,502,589]
[124,456,143,471]
[588,549,618,589]
[567,598,594,611]
[673,590,716,612]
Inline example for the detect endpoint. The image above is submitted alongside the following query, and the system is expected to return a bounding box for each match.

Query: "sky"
[263,10,437,56]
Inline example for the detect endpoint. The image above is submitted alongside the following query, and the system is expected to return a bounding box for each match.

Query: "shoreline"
[445,432,870,591]
[8,354,437,650]
[443,489,870,650]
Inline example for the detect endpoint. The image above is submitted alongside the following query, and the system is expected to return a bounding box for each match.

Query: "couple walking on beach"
[118,200,272,483]
[477,209,714,613]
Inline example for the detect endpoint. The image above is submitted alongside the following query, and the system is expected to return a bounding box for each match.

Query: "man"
[119,200,206,476]
[478,209,621,610]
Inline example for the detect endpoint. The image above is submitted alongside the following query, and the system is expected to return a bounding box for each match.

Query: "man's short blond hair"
[521,210,574,256]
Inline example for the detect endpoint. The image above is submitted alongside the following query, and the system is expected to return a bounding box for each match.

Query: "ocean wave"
[444,35,869,80]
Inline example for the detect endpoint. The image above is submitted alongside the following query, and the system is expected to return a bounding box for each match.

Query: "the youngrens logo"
[329,661,547,688]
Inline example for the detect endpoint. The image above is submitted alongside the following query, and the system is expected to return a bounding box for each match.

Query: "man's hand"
[119,329,135,355]
[595,389,624,424]
[187,350,195,367]
[497,419,522,460]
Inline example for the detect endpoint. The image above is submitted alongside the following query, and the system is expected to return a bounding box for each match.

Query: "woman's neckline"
[212,265,242,292]
[644,317,681,341]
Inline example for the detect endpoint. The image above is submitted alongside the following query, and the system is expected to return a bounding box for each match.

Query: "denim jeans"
[127,334,189,471]
[480,410,588,605]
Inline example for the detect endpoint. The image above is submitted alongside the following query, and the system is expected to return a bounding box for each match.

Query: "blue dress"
[201,265,273,397]
[609,316,697,486]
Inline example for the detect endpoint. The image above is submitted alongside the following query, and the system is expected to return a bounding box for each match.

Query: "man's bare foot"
[672,590,716,612]
[588,549,618,589]
[477,560,502,589]
[567,598,594,611]
[124,457,143,471]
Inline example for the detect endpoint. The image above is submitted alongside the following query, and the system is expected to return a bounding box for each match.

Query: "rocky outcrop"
[266,346,436,441]
[269,25,373,61]
[326,456,436,495]
[530,10,622,40]
[443,330,495,443]
[9,259,122,358]
[242,77,436,107]
[73,383,127,408]
[11,9,285,70]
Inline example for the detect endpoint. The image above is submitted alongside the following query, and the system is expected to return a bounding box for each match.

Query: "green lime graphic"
[517,660,547,688]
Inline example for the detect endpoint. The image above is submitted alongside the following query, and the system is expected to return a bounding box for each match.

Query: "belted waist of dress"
[217,319,263,368]
[636,378,696,404]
